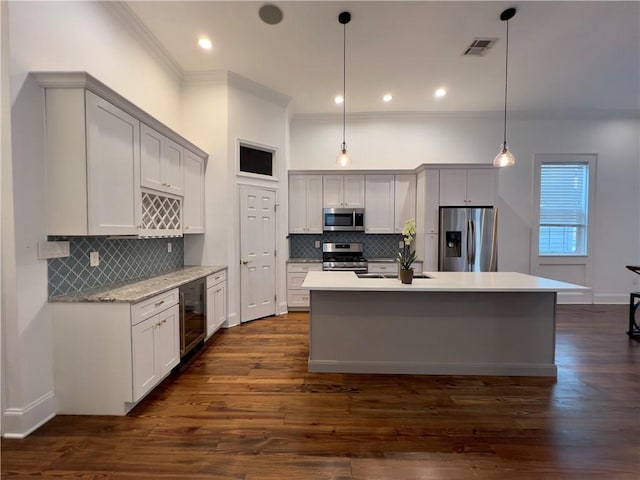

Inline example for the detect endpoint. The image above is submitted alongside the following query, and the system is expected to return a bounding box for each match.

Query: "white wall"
[3,1,183,437]
[181,77,229,269]
[9,1,182,129]
[290,113,640,302]
[181,73,290,324]
[227,77,290,319]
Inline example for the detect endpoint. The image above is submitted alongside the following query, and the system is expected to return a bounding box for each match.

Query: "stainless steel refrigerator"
[439,207,498,272]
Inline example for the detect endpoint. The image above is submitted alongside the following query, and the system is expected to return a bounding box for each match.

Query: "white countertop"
[301,271,589,292]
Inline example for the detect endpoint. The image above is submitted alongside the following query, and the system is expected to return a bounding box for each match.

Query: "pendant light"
[494,7,517,167]
[336,11,352,167]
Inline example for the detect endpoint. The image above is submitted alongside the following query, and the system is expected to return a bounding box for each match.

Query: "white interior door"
[240,186,276,323]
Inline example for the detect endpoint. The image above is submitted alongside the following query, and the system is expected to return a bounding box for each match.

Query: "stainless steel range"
[322,242,368,272]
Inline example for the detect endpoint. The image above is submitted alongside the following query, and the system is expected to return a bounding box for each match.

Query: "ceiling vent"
[463,38,498,56]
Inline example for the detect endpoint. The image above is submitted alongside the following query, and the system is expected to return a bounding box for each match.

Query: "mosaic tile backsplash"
[289,232,405,259]
[48,236,184,297]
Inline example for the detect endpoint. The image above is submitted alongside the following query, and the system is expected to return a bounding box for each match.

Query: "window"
[239,143,274,177]
[536,158,593,256]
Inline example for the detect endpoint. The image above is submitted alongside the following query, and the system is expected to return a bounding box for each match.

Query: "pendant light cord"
[342,20,347,149]
[502,20,509,149]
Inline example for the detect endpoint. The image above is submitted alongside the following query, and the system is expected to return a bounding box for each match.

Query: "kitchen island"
[302,271,588,377]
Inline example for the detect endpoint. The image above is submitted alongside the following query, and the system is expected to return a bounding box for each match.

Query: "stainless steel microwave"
[323,208,365,232]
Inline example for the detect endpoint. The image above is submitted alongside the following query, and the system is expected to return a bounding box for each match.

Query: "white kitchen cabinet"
[368,261,423,275]
[394,175,417,233]
[206,270,227,338]
[368,262,398,275]
[424,234,439,271]
[36,72,208,237]
[423,170,440,234]
[131,303,180,402]
[289,174,323,233]
[323,175,365,208]
[141,123,184,196]
[52,288,180,415]
[365,175,395,234]
[287,263,322,310]
[439,168,497,206]
[43,88,142,236]
[183,150,206,234]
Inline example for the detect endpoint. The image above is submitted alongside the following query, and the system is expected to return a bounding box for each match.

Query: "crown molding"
[100,2,183,82]
[292,108,640,122]
[31,71,208,158]
[227,72,291,108]
[182,70,230,86]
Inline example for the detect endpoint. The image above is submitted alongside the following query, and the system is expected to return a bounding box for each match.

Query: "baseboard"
[593,293,631,304]
[223,312,239,328]
[557,291,593,304]
[2,391,56,438]
[277,301,288,315]
[308,360,557,377]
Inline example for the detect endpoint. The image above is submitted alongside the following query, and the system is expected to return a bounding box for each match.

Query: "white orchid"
[402,219,416,245]
[397,219,417,270]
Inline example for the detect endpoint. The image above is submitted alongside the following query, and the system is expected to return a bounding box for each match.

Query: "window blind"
[539,163,589,255]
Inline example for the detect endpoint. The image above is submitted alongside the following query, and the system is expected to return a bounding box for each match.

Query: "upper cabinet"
[183,151,205,234]
[365,175,395,234]
[44,88,141,236]
[289,174,323,234]
[140,124,184,197]
[439,168,497,206]
[394,175,417,234]
[364,174,417,235]
[323,175,365,208]
[35,72,208,237]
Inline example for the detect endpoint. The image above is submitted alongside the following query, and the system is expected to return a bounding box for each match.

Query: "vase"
[400,269,414,284]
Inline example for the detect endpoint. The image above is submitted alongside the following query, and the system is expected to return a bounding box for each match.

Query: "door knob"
[241,259,250,265]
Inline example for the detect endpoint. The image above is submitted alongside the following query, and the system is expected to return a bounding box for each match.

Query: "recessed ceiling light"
[334,95,344,105]
[198,37,213,50]
[435,88,447,98]
[382,93,393,102]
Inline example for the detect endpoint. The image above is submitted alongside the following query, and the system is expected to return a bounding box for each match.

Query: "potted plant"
[397,219,417,284]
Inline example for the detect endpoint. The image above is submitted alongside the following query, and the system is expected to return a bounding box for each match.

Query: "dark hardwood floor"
[2,305,639,479]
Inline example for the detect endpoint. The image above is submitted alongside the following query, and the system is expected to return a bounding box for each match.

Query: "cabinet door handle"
[154,300,165,307]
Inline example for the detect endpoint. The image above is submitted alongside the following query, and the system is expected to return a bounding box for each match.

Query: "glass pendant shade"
[336,147,352,167]
[493,145,515,167]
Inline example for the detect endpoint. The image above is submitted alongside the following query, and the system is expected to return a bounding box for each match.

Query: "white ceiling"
[124,1,639,116]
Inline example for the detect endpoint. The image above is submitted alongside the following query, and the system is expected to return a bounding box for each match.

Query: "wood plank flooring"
[2,305,639,479]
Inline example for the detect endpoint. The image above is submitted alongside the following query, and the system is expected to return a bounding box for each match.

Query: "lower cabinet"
[369,261,424,275]
[52,288,180,415]
[206,269,227,338]
[368,262,399,275]
[287,262,322,310]
[131,304,180,402]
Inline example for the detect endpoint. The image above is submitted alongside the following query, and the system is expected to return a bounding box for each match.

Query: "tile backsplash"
[289,232,404,259]
[48,236,184,297]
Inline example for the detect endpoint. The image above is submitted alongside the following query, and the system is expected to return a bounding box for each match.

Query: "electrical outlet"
[167,242,172,253]
[315,241,320,248]
[89,251,99,267]
[399,240,404,248]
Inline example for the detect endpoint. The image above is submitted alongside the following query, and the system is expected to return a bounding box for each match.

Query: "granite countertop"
[49,265,227,304]
[288,258,322,263]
